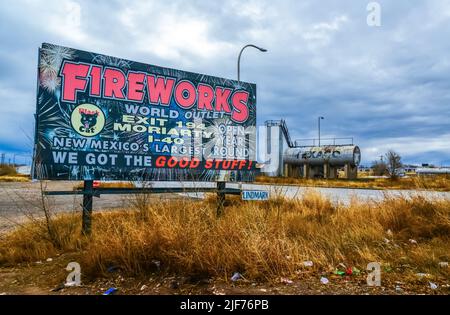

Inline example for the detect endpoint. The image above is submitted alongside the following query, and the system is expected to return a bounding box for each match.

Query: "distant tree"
[385,150,403,179]
[371,160,388,176]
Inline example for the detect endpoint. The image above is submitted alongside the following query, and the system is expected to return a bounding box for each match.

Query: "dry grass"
[0,193,449,282]
[0,164,17,176]
[0,164,29,182]
[0,175,29,182]
[256,175,450,191]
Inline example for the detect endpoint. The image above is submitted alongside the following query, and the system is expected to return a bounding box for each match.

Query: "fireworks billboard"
[33,43,257,181]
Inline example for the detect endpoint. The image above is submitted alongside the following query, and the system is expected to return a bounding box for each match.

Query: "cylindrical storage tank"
[283,145,361,167]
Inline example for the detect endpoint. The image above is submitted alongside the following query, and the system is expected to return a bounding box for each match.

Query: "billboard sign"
[33,43,257,181]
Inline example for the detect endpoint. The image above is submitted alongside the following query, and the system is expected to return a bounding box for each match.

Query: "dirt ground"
[0,253,448,295]
[1,181,449,295]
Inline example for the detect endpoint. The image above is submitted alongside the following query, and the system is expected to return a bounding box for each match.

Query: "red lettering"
[147,75,175,105]
[155,156,166,167]
[190,158,200,168]
[197,84,214,110]
[103,68,125,99]
[89,65,102,96]
[174,80,196,109]
[238,160,246,169]
[231,91,250,123]
[205,159,213,169]
[179,157,189,168]
[127,72,146,102]
[214,160,222,169]
[60,62,90,102]
[167,157,178,168]
[214,87,232,113]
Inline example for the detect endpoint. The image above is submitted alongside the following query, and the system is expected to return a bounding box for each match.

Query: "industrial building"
[261,120,361,179]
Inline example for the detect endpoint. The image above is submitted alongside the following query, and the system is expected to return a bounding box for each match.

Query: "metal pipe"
[237,44,267,82]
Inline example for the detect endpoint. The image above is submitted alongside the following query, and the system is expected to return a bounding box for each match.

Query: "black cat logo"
[71,104,105,137]
[80,111,98,131]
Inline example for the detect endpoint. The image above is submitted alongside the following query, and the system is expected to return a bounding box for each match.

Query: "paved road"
[0,181,129,232]
[143,181,450,204]
[1,181,449,232]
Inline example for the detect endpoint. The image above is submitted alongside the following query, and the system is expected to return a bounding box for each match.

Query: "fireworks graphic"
[39,44,75,93]
[40,72,61,92]
[91,54,131,69]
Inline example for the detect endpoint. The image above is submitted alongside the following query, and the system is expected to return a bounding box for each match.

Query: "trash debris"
[140,285,148,291]
[231,272,242,282]
[386,229,393,236]
[280,277,293,284]
[46,258,53,262]
[35,261,42,264]
[320,277,329,284]
[211,286,225,295]
[438,262,448,268]
[429,282,438,290]
[338,263,346,269]
[383,238,390,244]
[103,288,118,295]
[259,288,267,292]
[303,261,313,267]
[415,273,430,278]
[340,266,361,276]
[409,239,417,244]
[286,255,292,260]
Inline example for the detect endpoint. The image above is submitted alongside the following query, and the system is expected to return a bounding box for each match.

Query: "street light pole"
[318,116,324,146]
[214,44,268,217]
[237,44,267,82]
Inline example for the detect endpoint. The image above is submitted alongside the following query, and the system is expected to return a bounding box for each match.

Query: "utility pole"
[318,116,324,146]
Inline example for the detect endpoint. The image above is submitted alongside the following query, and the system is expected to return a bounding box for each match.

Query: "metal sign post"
[81,180,93,235]
[216,181,226,217]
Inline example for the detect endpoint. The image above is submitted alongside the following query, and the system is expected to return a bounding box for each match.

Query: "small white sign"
[242,190,269,201]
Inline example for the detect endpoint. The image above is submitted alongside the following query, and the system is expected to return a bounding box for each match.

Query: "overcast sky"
[1,0,450,166]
